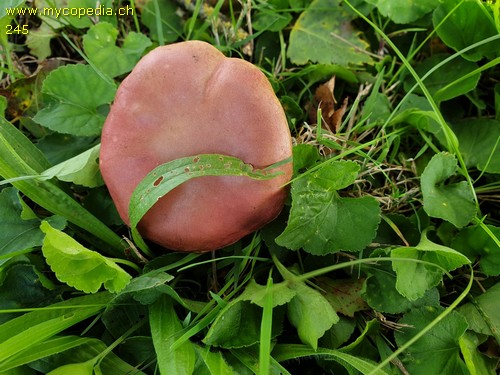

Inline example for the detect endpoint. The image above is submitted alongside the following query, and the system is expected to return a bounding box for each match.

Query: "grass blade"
[0,293,112,365]
[0,118,125,256]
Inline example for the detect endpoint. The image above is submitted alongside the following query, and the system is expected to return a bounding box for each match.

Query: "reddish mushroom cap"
[100,41,293,252]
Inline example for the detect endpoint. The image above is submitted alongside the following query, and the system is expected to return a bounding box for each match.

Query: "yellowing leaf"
[40,221,131,293]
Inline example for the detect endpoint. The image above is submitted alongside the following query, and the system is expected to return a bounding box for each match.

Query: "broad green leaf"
[362,263,440,314]
[129,154,284,232]
[433,0,500,62]
[40,144,103,187]
[458,282,500,341]
[287,0,372,66]
[40,221,131,293]
[33,64,116,136]
[239,279,296,308]
[26,23,56,61]
[273,344,390,375]
[394,306,469,375]
[0,262,56,325]
[391,229,470,300]
[276,261,339,350]
[0,293,112,364]
[451,119,500,174]
[83,22,152,78]
[391,94,440,133]
[117,269,191,309]
[452,224,500,276]
[292,144,321,176]
[194,344,236,374]
[149,295,196,375]
[276,161,381,254]
[253,8,293,32]
[364,0,439,24]
[204,299,283,348]
[0,188,44,265]
[287,281,339,350]
[141,0,183,44]
[404,54,480,102]
[420,152,476,228]
[36,134,97,165]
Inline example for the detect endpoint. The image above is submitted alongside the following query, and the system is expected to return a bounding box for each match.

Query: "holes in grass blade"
[128,153,284,232]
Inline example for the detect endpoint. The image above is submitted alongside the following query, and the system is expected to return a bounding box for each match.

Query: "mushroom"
[99,41,293,252]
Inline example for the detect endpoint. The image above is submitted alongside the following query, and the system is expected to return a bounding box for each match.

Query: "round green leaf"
[395,307,469,375]
[420,152,477,228]
[33,64,116,136]
[451,119,500,173]
[433,0,500,62]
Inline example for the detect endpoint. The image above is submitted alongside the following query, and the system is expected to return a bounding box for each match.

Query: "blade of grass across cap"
[128,154,284,232]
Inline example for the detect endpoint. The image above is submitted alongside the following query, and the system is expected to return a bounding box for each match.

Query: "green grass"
[0,0,499,374]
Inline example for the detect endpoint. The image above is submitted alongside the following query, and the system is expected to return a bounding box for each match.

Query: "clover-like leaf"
[420,152,477,228]
[40,221,131,293]
[33,64,116,136]
[276,161,381,255]
[391,229,470,300]
[287,0,372,66]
